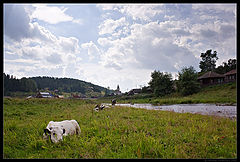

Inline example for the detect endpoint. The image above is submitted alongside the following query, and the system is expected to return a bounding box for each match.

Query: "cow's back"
[47,120,80,135]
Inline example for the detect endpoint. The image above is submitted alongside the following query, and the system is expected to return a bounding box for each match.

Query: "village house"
[197,69,236,86]
[58,95,64,99]
[224,69,237,83]
[197,71,225,86]
[127,88,142,95]
[36,92,53,98]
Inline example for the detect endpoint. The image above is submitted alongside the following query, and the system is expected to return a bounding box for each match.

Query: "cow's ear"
[63,129,65,134]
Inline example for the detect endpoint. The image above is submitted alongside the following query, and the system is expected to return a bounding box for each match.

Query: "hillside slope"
[30,76,113,97]
[4,73,113,97]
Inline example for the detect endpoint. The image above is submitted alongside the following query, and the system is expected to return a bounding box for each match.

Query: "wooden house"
[224,69,236,83]
[127,88,142,95]
[36,92,53,98]
[197,71,225,86]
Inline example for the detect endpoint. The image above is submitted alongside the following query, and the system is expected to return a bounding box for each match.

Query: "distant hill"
[4,73,114,97]
[30,76,113,97]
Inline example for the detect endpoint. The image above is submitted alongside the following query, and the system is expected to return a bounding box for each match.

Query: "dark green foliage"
[214,58,237,74]
[148,70,174,97]
[4,73,37,95]
[199,49,218,72]
[176,66,200,96]
[19,77,37,92]
[3,74,112,97]
[30,76,107,95]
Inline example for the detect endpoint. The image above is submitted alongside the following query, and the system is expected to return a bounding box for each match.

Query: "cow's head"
[43,127,65,143]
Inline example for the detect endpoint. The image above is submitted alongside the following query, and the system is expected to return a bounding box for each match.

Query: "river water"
[108,103,236,119]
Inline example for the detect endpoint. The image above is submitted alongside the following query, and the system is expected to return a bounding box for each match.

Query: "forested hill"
[30,76,108,94]
[4,73,113,97]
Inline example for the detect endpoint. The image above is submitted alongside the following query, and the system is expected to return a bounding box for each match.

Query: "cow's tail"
[76,124,81,135]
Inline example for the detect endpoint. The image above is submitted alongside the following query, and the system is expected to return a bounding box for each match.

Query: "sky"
[3,3,236,93]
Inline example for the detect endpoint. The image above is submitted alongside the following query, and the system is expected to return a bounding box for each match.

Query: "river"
[106,103,236,119]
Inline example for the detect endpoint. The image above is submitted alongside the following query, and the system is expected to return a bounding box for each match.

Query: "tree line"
[148,49,236,97]
[4,74,37,96]
[3,74,111,97]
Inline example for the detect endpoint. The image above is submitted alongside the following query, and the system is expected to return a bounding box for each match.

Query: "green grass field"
[3,98,236,159]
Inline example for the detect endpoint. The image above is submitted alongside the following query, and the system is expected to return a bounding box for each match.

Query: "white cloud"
[58,36,80,54]
[31,4,73,24]
[4,5,82,77]
[72,18,83,25]
[119,5,163,21]
[97,4,164,22]
[4,4,33,41]
[46,53,63,64]
[29,4,83,25]
[99,17,128,35]
[98,20,199,72]
[192,3,236,15]
[75,62,152,92]
[81,41,100,60]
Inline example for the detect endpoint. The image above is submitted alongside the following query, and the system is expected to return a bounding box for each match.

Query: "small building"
[224,69,236,83]
[114,85,122,95]
[58,95,64,99]
[36,92,53,98]
[197,71,225,86]
[72,94,81,98]
[128,88,142,95]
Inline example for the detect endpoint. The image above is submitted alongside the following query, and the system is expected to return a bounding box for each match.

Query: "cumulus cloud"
[81,41,100,60]
[30,4,83,25]
[97,3,236,75]
[75,62,152,92]
[31,4,73,24]
[97,4,164,22]
[58,36,80,54]
[119,4,164,21]
[46,53,63,64]
[192,3,236,16]
[4,4,81,77]
[98,20,199,72]
[4,4,33,41]
[99,17,128,35]
[4,4,58,43]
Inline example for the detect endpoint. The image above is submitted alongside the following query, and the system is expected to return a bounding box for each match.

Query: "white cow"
[43,120,81,143]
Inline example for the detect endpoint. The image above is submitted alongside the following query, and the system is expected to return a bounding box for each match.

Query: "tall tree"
[176,66,200,96]
[199,49,218,72]
[148,70,173,97]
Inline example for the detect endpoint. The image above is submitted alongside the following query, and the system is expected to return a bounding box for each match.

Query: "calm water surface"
[110,103,236,119]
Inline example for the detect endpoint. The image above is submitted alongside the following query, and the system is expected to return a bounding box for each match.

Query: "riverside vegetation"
[3,84,237,159]
[100,82,236,105]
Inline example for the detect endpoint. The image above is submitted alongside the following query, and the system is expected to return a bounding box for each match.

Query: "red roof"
[197,71,225,80]
[224,69,236,76]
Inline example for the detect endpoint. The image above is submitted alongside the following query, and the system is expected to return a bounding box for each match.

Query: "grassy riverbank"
[3,98,236,159]
[99,82,236,105]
